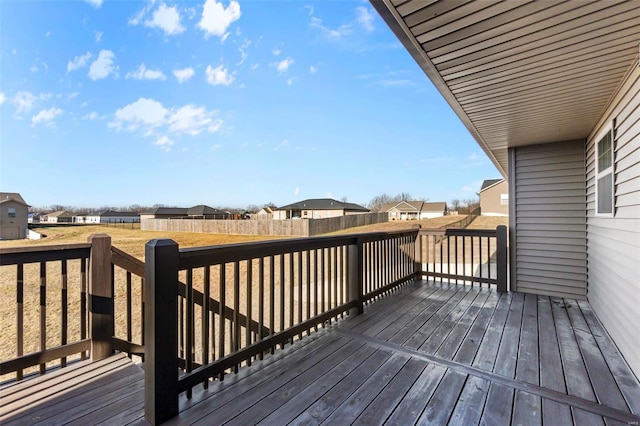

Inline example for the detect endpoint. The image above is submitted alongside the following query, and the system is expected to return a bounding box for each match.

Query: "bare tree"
[450,199,461,211]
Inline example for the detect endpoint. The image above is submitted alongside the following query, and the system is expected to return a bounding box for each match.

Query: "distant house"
[140,205,230,220]
[28,212,42,224]
[273,198,369,220]
[0,192,30,240]
[42,210,73,223]
[254,206,274,220]
[379,201,448,220]
[139,207,189,221]
[478,179,508,217]
[85,210,140,224]
[186,205,229,219]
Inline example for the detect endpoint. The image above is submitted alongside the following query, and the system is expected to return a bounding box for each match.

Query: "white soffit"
[372,0,640,176]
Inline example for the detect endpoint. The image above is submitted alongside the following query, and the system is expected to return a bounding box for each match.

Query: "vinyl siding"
[511,140,587,299]
[586,62,640,378]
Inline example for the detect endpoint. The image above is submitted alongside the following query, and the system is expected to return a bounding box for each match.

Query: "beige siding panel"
[512,140,586,299]
[587,63,640,378]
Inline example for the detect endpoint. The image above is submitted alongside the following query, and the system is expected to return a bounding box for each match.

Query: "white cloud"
[45,31,51,38]
[84,0,102,8]
[356,6,375,32]
[110,98,224,149]
[208,118,223,133]
[94,30,103,42]
[198,0,241,39]
[272,47,281,56]
[168,105,217,136]
[294,186,300,196]
[110,98,168,131]
[310,16,352,40]
[13,91,37,114]
[154,135,174,151]
[30,66,39,73]
[173,67,195,83]
[309,65,317,74]
[31,107,63,127]
[286,78,294,86]
[67,52,93,72]
[88,50,117,80]
[205,65,234,86]
[0,93,6,105]
[83,112,99,120]
[126,63,166,80]
[145,3,185,35]
[274,57,294,73]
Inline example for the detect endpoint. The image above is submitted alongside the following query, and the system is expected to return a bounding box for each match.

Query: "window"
[596,127,614,215]
[500,193,508,205]
[8,208,16,218]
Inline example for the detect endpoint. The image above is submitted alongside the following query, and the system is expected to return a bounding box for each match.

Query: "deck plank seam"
[334,327,640,424]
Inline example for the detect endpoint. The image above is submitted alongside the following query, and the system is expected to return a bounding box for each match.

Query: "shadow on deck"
[2,280,640,425]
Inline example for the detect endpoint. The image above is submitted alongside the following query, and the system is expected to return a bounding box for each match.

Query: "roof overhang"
[371,0,640,177]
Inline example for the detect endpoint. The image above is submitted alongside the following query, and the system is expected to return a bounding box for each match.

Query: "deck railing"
[417,226,507,291]
[0,224,507,425]
[0,234,147,381]
[143,229,419,423]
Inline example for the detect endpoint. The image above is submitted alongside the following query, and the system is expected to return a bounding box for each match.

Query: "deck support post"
[496,225,508,292]
[144,239,179,425]
[88,234,113,361]
[348,239,363,315]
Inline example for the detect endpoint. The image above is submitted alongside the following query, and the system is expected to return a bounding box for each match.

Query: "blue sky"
[0,0,500,210]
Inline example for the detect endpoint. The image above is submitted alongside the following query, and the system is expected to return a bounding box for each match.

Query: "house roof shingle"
[479,179,505,193]
[187,205,227,216]
[276,198,368,212]
[0,192,29,207]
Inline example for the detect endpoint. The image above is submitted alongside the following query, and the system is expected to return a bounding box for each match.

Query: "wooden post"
[348,239,363,316]
[496,225,508,293]
[88,234,113,361]
[145,239,179,425]
[413,226,422,279]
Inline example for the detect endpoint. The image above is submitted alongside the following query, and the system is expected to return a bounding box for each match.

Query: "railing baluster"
[61,259,68,367]
[16,263,24,380]
[81,258,87,360]
[320,248,325,318]
[39,261,46,375]
[288,253,294,340]
[234,260,241,368]
[306,250,311,334]
[245,260,252,366]
[269,255,275,352]
[258,257,264,360]
[186,268,193,398]
[279,254,285,343]
[297,251,303,339]
[218,263,226,379]
[313,249,318,332]
[126,271,132,348]
[203,265,211,385]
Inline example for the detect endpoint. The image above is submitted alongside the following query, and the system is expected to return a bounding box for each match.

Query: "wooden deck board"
[3,280,640,426]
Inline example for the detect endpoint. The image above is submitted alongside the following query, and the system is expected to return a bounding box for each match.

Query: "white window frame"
[500,193,508,205]
[595,124,614,216]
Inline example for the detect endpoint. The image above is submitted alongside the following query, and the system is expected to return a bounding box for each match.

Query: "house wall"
[480,180,509,216]
[509,140,587,299]
[586,62,640,378]
[0,201,28,240]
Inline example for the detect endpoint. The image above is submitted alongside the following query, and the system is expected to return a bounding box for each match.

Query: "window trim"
[595,124,614,217]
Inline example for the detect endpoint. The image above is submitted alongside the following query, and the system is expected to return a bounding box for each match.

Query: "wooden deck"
[2,280,640,425]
